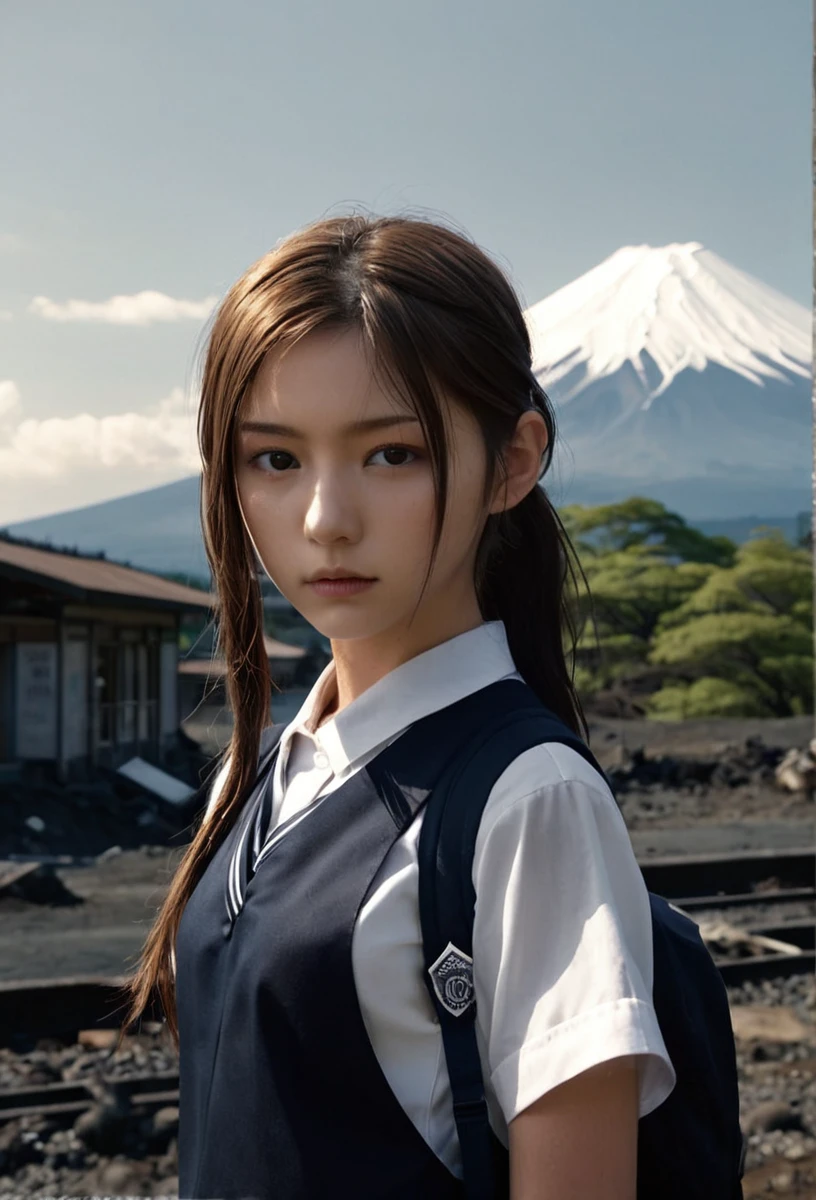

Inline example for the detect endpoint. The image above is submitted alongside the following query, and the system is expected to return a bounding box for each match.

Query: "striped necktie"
[225,746,278,924]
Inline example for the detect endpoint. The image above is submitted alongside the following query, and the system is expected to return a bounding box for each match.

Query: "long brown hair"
[117,211,591,1046]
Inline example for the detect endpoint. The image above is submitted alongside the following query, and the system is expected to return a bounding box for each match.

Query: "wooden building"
[0,534,218,782]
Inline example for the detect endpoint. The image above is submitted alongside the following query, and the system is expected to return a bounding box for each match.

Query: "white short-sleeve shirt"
[201,620,676,1178]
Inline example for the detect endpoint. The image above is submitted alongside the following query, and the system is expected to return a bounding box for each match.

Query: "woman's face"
[233,325,491,649]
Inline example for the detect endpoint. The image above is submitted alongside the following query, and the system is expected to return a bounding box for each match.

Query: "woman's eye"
[367,445,419,467]
[254,450,297,472]
[252,446,420,472]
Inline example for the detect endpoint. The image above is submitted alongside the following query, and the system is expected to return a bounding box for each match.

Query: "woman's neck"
[315,695,337,728]
[327,596,485,717]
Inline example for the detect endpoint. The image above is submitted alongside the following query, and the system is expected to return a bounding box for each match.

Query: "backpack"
[416,679,747,1199]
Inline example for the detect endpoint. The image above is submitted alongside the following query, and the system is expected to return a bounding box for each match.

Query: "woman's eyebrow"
[239,414,421,438]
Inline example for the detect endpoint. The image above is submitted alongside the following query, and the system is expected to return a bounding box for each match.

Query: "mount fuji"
[526,242,811,520]
[4,242,812,579]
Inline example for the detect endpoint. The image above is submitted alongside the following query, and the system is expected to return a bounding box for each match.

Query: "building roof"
[0,537,216,613]
[179,633,307,675]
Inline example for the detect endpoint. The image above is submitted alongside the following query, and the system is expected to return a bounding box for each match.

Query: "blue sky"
[0,0,810,523]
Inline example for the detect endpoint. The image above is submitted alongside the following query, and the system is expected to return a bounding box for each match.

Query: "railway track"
[0,974,163,1046]
[0,847,811,1045]
[0,1069,179,1126]
[638,845,814,898]
[640,845,815,985]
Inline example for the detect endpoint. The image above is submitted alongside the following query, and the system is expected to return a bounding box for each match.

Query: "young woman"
[120,213,676,1199]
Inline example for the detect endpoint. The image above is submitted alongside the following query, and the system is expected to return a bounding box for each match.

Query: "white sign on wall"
[16,642,58,759]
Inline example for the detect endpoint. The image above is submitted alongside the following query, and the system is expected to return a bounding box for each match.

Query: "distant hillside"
[3,472,807,581]
[3,475,211,579]
[691,513,808,546]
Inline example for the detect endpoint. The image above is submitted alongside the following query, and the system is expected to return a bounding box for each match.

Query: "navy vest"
[175,688,511,1200]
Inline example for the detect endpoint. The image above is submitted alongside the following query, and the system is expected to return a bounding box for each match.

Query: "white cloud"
[0,382,203,482]
[0,381,22,431]
[28,290,219,326]
[0,310,12,322]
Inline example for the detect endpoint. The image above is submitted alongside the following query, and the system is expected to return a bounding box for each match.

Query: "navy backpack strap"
[416,679,599,1199]
[418,681,747,1200]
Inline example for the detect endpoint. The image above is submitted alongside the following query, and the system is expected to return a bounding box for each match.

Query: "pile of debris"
[0,731,215,859]
[697,917,808,963]
[605,736,786,795]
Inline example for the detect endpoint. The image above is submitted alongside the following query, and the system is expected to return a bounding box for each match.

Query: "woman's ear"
[489,411,549,515]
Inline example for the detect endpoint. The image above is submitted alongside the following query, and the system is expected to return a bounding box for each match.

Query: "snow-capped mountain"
[526,242,811,517]
[5,243,811,577]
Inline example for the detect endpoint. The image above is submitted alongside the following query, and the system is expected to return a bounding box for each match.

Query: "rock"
[730,1005,816,1044]
[73,1103,129,1154]
[148,1105,179,1153]
[96,844,123,862]
[6,865,83,908]
[784,1144,808,1161]
[24,1064,62,1085]
[77,1156,154,1196]
[78,1029,119,1050]
[774,748,816,792]
[0,1121,50,1173]
[152,1105,179,1135]
[98,1158,143,1192]
[744,1101,806,1135]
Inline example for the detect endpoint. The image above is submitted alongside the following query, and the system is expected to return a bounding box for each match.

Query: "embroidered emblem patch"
[428,941,475,1017]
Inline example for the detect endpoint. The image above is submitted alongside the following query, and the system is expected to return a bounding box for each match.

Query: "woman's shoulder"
[489,734,614,802]
[474,735,622,851]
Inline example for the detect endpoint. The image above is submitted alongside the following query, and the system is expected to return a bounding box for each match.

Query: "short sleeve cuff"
[491,996,677,1123]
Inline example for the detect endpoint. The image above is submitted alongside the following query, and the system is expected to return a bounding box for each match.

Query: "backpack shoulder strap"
[416,679,605,1199]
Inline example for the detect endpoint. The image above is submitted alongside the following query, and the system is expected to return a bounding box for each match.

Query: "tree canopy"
[560,499,813,719]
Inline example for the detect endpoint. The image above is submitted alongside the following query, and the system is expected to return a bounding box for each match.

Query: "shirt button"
[314,751,329,769]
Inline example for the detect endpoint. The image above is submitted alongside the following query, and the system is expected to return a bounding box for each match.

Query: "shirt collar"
[279,620,518,777]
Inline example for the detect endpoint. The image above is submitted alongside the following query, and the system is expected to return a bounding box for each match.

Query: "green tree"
[571,543,714,696]
[560,503,813,718]
[656,532,812,631]
[647,610,813,718]
[645,677,770,720]
[561,496,736,565]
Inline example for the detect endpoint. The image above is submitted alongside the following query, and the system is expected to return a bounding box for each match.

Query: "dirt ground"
[0,846,180,983]
[0,708,813,981]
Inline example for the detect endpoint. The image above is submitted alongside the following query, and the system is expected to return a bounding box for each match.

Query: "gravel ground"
[0,1028,180,1199]
[728,974,816,1199]
[0,977,813,1198]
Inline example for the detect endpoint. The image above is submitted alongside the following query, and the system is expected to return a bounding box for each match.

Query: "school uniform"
[173,619,676,1199]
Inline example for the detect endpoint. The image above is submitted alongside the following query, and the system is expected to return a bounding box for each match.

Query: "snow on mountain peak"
[524,242,810,405]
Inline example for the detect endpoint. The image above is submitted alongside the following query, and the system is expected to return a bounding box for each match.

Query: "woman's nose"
[303,475,363,543]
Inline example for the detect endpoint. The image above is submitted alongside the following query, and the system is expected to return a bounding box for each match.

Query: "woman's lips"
[307,577,377,597]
